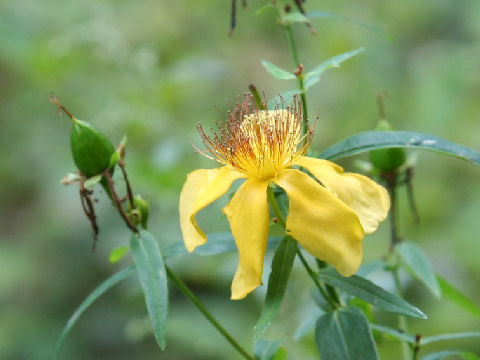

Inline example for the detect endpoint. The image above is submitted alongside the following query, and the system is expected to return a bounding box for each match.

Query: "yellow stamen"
[196,95,313,179]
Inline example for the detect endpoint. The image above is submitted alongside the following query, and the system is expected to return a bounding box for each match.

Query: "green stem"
[392,267,411,360]
[283,23,308,136]
[297,250,339,309]
[266,186,338,309]
[316,259,342,306]
[166,266,255,360]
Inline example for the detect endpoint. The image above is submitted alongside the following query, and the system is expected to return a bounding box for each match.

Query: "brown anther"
[272,217,279,223]
[284,4,291,13]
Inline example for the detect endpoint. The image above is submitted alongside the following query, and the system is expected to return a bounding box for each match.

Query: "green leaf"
[304,48,365,89]
[421,332,480,346]
[129,230,169,350]
[109,245,130,263]
[319,131,480,166]
[261,60,296,80]
[55,266,136,359]
[370,324,416,344]
[307,10,392,40]
[422,350,479,360]
[397,241,441,298]
[163,232,281,258]
[318,268,427,319]
[254,236,297,341]
[283,12,309,23]
[254,339,282,360]
[437,274,480,318]
[267,89,303,110]
[356,259,386,278]
[315,307,379,360]
[255,3,274,16]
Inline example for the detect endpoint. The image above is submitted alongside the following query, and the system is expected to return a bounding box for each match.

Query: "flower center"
[195,96,313,179]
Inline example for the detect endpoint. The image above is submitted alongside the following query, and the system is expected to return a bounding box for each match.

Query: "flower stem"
[166,266,255,360]
[392,267,411,360]
[283,23,308,136]
[266,186,338,309]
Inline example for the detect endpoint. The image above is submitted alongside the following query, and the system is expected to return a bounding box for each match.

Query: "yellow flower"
[180,97,390,300]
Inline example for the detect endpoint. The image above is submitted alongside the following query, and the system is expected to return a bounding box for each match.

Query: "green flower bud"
[128,195,150,229]
[70,118,115,177]
[370,119,406,173]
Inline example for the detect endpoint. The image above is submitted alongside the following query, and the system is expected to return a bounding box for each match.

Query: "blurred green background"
[1,0,479,359]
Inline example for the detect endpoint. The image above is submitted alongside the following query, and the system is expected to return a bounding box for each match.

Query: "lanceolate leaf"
[421,332,480,346]
[307,10,392,40]
[164,233,281,258]
[55,266,136,359]
[319,131,480,166]
[254,339,282,360]
[254,236,297,341]
[422,350,479,360]
[283,12,309,23]
[370,324,416,344]
[318,268,427,319]
[315,307,379,360]
[130,230,169,350]
[261,60,296,80]
[397,241,441,298]
[437,274,480,318]
[304,48,365,89]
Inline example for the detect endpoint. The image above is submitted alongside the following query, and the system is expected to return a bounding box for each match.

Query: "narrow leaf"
[307,10,392,40]
[318,268,427,319]
[370,324,416,344]
[315,307,379,360]
[109,245,129,263]
[254,236,297,341]
[437,274,480,318]
[319,131,480,166]
[254,339,282,360]
[55,266,136,359]
[283,12,309,23]
[422,350,479,360]
[164,233,281,258]
[130,230,169,350]
[304,48,365,89]
[261,60,296,80]
[397,241,441,298]
[421,332,480,346]
[356,259,386,278]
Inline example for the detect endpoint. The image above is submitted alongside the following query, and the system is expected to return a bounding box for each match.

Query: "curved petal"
[294,156,390,234]
[223,178,270,300]
[274,169,364,276]
[179,167,244,252]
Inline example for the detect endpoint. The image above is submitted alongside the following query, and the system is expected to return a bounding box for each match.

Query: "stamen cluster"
[195,95,313,179]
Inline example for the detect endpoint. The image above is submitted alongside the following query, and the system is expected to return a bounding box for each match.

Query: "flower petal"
[179,167,244,252]
[223,178,270,300]
[295,156,390,234]
[274,169,364,276]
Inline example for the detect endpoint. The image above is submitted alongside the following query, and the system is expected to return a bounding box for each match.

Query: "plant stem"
[166,266,255,360]
[283,23,308,135]
[266,186,338,309]
[392,267,411,360]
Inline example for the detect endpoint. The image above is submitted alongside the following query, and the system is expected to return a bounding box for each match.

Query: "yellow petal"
[223,178,270,300]
[274,169,364,276]
[295,156,390,234]
[179,167,244,252]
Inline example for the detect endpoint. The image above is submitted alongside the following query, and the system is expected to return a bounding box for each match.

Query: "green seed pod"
[70,118,115,177]
[370,119,406,173]
[128,195,150,229]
